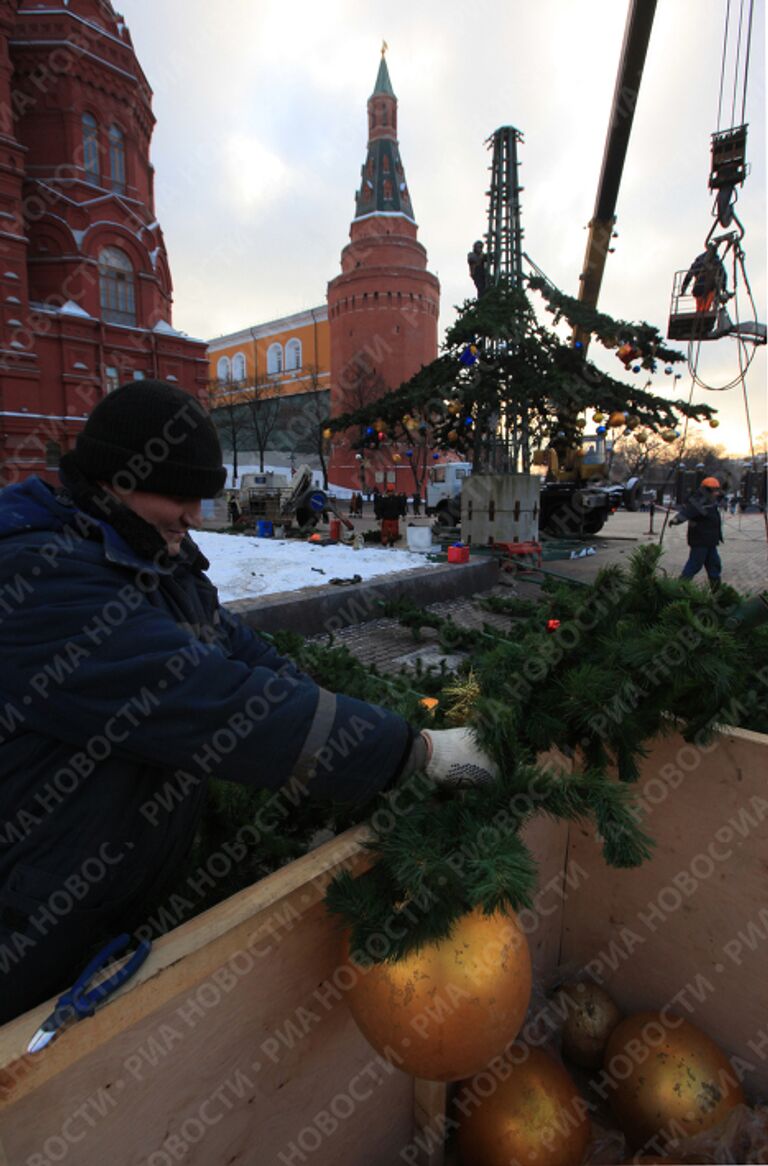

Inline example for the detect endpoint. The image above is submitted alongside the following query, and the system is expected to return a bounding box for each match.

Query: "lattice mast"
[483,127,527,470]
[485,127,525,290]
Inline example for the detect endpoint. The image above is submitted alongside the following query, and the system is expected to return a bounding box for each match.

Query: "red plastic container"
[329,518,341,540]
[447,544,470,564]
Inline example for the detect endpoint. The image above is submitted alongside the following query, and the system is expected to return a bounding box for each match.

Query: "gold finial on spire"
[381,39,388,57]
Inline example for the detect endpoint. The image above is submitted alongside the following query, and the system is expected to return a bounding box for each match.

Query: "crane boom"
[576,0,658,347]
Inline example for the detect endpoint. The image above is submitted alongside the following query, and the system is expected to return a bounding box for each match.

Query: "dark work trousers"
[680,545,722,583]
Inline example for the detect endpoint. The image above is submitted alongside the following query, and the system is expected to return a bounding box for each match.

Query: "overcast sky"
[118,0,765,454]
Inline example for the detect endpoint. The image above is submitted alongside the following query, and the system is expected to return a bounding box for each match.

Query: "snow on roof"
[152,318,184,335]
[60,300,93,317]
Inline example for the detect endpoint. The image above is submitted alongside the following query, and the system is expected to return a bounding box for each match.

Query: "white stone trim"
[207,305,327,350]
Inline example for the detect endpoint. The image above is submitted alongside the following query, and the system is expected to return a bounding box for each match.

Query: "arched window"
[232,352,246,382]
[109,125,126,195]
[82,113,99,182]
[267,343,283,374]
[217,356,232,384]
[98,246,136,326]
[284,338,302,372]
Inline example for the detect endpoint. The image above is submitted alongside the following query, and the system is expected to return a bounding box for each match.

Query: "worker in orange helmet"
[670,476,724,589]
[379,482,402,546]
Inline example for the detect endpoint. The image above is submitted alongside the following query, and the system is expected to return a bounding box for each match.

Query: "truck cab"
[426,462,471,521]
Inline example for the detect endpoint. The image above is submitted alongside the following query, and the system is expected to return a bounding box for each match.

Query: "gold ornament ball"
[457,1047,591,1166]
[392,453,402,463]
[322,428,333,439]
[342,908,532,1081]
[662,429,677,444]
[557,981,622,1068]
[593,411,605,423]
[605,1012,745,1149]
[635,430,648,444]
[609,411,627,427]
[709,419,720,429]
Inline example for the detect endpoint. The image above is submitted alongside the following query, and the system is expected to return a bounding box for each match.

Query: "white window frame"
[232,352,246,382]
[284,338,302,372]
[267,343,283,375]
[217,356,232,384]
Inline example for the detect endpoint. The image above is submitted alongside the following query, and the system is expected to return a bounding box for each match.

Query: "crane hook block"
[709,125,748,191]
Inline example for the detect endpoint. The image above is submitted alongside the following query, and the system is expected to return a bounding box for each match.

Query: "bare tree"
[205,380,251,486]
[240,378,282,473]
[294,366,330,489]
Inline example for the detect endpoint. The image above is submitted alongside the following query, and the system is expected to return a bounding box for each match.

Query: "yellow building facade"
[206,306,330,400]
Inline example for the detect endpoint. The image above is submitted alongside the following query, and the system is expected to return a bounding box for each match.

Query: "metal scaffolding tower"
[485,127,525,288]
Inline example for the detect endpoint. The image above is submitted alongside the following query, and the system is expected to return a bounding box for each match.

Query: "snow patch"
[194,530,438,604]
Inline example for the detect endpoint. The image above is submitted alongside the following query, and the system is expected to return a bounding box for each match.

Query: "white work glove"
[421,728,497,787]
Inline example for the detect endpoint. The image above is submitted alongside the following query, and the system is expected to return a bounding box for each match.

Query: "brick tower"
[0,0,208,487]
[327,50,439,491]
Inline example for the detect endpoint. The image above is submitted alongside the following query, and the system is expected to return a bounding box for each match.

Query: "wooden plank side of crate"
[0,824,370,1105]
[0,827,416,1166]
[559,727,768,1095]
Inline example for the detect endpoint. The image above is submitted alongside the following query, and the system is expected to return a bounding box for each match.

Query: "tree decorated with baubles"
[327,278,716,471]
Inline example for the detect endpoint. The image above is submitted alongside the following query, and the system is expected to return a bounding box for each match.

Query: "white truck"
[425,462,472,521]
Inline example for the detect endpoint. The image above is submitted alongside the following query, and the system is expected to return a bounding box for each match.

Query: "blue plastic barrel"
[257,519,274,537]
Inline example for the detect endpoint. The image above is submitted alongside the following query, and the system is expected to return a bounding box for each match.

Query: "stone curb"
[224,558,500,638]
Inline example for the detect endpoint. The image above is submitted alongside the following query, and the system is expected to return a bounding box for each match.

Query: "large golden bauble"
[605,1012,745,1148]
[557,981,622,1068]
[342,908,531,1081]
[609,410,628,427]
[456,1047,591,1166]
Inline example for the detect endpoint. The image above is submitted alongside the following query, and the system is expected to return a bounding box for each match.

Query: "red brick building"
[0,0,207,487]
[327,53,440,490]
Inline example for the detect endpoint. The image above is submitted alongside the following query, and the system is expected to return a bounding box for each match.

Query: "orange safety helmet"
[701,476,721,489]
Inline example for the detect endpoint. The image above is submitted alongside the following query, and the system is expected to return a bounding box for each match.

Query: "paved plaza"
[550,509,767,596]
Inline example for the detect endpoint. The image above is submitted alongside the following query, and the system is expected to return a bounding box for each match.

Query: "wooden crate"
[0,727,764,1164]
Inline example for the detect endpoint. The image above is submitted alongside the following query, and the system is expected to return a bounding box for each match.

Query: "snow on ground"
[193,530,438,603]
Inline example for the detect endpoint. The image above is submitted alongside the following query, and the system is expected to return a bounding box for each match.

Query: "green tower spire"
[355,49,414,222]
[371,44,395,97]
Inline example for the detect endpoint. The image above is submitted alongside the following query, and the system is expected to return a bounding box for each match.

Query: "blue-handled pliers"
[27,933,151,1054]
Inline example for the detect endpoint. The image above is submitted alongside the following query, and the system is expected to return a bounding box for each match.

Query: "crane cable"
[686,243,759,391]
[657,367,697,549]
[718,0,755,131]
[733,247,768,550]
[716,0,731,132]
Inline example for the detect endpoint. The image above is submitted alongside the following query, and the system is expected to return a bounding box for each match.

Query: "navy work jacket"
[676,491,724,547]
[0,479,409,1017]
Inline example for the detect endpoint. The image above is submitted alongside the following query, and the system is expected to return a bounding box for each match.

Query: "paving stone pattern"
[309,586,523,675]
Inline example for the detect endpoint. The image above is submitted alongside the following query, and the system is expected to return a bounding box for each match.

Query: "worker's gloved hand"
[420,728,497,787]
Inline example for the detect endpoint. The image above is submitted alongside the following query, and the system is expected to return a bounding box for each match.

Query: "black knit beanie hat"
[65,381,226,498]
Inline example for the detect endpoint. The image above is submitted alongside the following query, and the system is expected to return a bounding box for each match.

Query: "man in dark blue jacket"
[670,476,724,588]
[0,382,494,1021]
